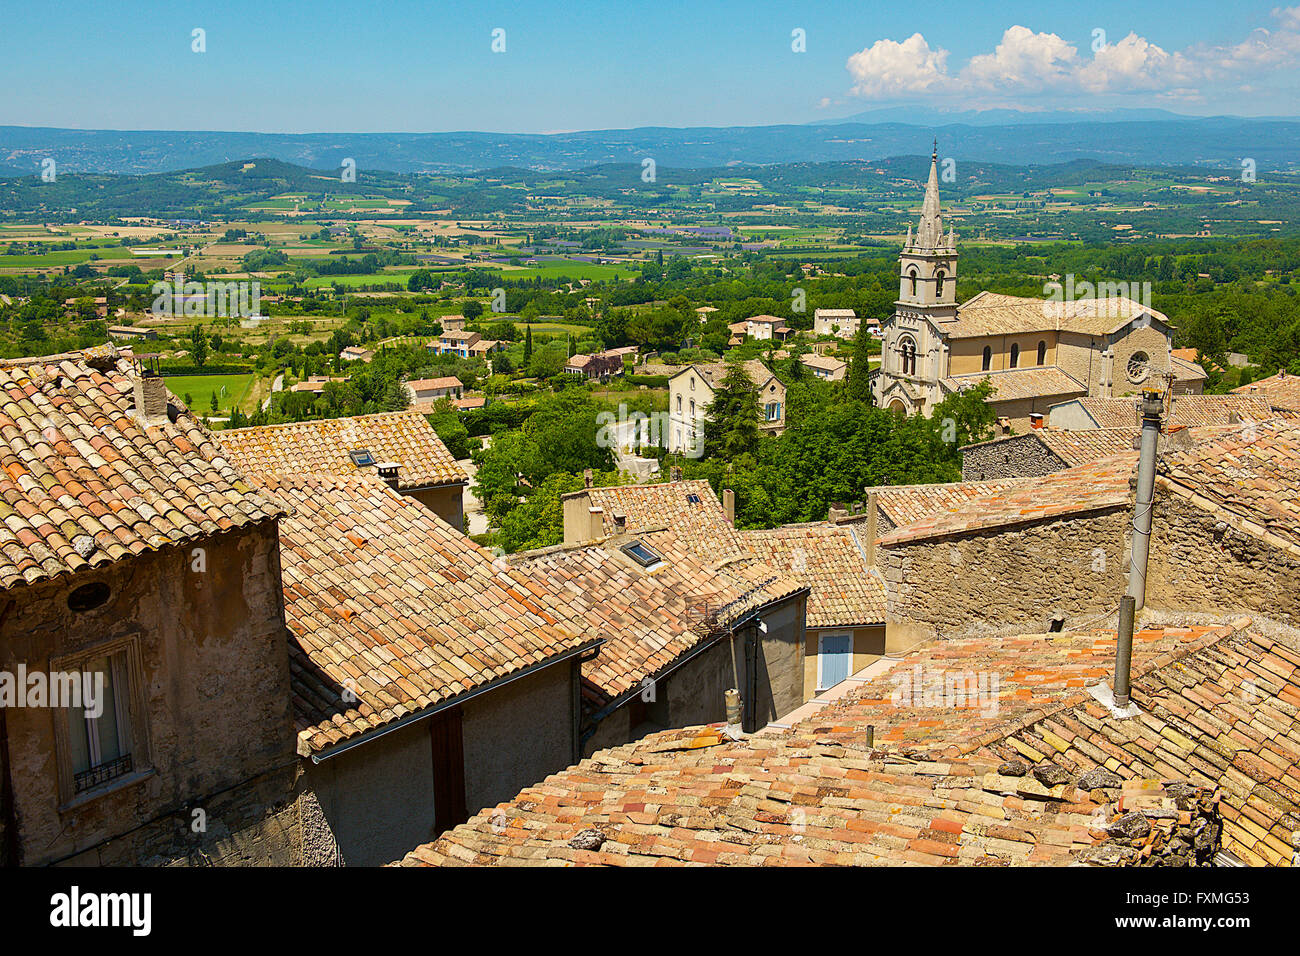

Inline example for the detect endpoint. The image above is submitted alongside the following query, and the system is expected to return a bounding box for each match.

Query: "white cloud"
[846,33,950,98]
[963,26,1079,90]
[846,10,1300,104]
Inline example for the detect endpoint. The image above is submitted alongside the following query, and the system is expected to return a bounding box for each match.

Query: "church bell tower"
[896,140,957,320]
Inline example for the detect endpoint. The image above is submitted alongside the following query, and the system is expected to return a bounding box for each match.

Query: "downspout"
[1127,388,1164,610]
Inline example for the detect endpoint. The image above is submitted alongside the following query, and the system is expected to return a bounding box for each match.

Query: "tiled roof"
[1170,355,1208,382]
[736,522,886,627]
[0,348,282,590]
[940,291,1170,339]
[944,366,1087,403]
[406,376,463,391]
[1157,420,1300,554]
[960,428,1137,470]
[847,478,1026,530]
[799,354,847,372]
[877,452,1137,546]
[397,620,1274,867]
[576,480,740,557]
[1234,371,1300,413]
[1067,395,1274,430]
[672,360,777,391]
[1037,428,1139,466]
[218,411,467,491]
[506,529,805,702]
[266,473,594,757]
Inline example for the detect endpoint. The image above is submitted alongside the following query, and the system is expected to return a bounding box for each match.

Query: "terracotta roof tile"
[0,347,282,590]
[877,452,1138,546]
[1069,395,1273,429]
[576,480,740,557]
[266,473,594,756]
[1233,371,1300,413]
[397,620,1258,866]
[507,528,804,701]
[218,410,467,490]
[943,367,1087,402]
[737,523,886,627]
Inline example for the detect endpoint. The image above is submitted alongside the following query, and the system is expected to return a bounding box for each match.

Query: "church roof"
[938,291,1171,340]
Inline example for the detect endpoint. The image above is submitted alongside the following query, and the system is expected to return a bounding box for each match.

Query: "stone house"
[404,375,464,403]
[729,314,792,343]
[1232,370,1300,415]
[667,360,786,455]
[812,308,859,339]
[564,351,623,380]
[218,410,469,530]
[961,428,1137,481]
[874,145,1205,433]
[433,330,480,358]
[799,353,847,381]
[557,480,810,750]
[0,349,300,866]
[266,473,599,865]
[737,522,887,699]
[339,345,374,363]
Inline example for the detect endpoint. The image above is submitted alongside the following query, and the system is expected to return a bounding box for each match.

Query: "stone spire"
[914,141,948,252]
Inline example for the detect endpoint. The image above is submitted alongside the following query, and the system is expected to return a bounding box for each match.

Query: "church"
[872,144,1205,433]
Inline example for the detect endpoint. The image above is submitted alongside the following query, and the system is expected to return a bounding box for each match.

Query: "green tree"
[191,323,209,368]
[702,365,762,460]
[844,324,874,404]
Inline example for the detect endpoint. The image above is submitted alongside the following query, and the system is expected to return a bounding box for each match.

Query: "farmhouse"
[666,359,786,455]
[812,308,859,339]
[405,375,464,403]
[799,353,847,381]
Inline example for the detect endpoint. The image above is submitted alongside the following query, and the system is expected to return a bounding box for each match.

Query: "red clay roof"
[396,619,1276,867]
[737,522,886,627]
[507,528,804,702]
[877,452,1138,546]
[267,473,594,757]
[218,411,467,490]
[0,347,282,590]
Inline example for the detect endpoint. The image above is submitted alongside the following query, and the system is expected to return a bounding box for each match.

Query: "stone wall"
[962,434,1067,481]
[1,522,296,866]
[880,508,1131,644]
[1146,490,1300,623]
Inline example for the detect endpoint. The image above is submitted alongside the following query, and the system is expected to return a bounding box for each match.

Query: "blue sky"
[3,0,1298,132]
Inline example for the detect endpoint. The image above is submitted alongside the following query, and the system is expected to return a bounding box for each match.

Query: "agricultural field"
[163,372,256,413]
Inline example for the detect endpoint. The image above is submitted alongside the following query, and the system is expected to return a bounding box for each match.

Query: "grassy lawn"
[165,373,255,413]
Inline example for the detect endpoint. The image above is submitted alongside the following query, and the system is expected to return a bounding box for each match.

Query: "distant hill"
[3,117,1300,176]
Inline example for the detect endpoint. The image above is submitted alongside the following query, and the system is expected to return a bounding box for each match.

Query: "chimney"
[1029,413,1045,430]
[1126,388,1163,611]
[588,506,605,541]
[670,465,682,482]
[375,461,401,490]
[1113,595,1137,708]
[583,468,593,489]
[722,488,735,523]
[827,501,848,521]
[133,369,169,428]
[612,511,626,534]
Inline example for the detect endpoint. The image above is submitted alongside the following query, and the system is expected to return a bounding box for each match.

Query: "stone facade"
[1146,492,1300,623]
[0,523,298,866]
[880,508,1131,647]
[962,434,1068,481]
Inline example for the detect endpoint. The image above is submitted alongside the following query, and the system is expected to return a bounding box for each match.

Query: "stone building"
[557,480,810,751]
[1046,393,1271,430]
[874,145,1205,433]
[961,428,1137,481]
[267,473,599,865]
[812,308,859,339]
[0,348,300,866]
[736,522,887,698]
[667,360,786,455]
[218,410,469,530]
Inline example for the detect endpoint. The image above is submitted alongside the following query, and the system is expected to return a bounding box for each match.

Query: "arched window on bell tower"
[907,268,918,298]
[934,269,945,301]
[899,334,918,377]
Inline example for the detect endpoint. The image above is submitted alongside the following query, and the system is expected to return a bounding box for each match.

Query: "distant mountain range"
[3,115,1300,176]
